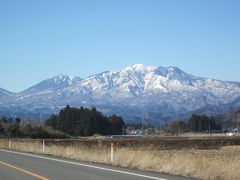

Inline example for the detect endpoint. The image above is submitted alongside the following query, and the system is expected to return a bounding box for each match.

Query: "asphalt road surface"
[0,149,193,180]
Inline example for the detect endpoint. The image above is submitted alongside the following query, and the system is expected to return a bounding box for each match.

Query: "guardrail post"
[42,140,45,153]
[110,143,114,164]
[8,139,11,149]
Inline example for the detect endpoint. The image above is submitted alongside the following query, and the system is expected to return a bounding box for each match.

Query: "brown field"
[0,136,240,180]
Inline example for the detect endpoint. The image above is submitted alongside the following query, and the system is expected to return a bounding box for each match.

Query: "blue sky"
[0,0,239,92]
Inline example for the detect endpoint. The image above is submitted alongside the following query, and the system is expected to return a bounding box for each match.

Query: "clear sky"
[0,0,239,92]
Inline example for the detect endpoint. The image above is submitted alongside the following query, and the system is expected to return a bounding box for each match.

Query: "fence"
[1,137,240,180]
[1,136,240,163]
[0,139,116,164]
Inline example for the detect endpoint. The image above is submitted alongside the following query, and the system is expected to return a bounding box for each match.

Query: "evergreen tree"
[0,123,4,134]
[188,114,222,132]
[15,117,21,124]
[45,106,125,136]
[108,115,125,135]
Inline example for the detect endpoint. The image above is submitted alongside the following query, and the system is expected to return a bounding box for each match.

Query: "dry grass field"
[114,146,240,180]
[0,136,240,180]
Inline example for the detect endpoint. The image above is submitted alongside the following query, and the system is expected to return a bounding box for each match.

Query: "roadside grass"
[114,147,240,180]
[45,144,110,163]
[0,138,240,180]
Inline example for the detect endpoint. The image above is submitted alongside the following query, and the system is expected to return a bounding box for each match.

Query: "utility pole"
[209,121,211,134]
[235,111,239,133]
[199,115,201,134]
[237,118,239,133]
[233,112,235,130]
[178,120,181,136]
[233,112,238,132]
[40,113,43,124]
[141,111,144,135]
[122,125,125,135]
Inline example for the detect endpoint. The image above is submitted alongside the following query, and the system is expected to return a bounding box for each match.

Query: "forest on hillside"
[0,106,125,138]
[1,105,239,138]
[45,105,125,136]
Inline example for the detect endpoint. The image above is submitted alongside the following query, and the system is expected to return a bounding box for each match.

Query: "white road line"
[0,149,167,180]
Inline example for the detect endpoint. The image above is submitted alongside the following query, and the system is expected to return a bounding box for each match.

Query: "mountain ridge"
[0,87,14,97]
[23,74,82,92]
[0,64,240,123]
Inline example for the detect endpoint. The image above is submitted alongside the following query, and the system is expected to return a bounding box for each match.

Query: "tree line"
[45,105,125,136]
[0,108,224,138]
[0,116,67,139]
[165,114,222,135]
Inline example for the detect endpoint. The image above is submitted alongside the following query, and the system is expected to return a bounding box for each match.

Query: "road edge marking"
[0,160,49,180]
[0,148,167,180]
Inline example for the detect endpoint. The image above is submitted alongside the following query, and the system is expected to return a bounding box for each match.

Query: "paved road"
[0,149,193,180]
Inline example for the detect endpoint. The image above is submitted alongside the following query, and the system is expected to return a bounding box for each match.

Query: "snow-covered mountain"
[0,87,14,97]
[24,74,82,92]
[0,64,240,123]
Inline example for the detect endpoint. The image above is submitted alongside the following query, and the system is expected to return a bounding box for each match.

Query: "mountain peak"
[124,64,156,72]
[0,87,14,97]
[122,64,197,83]
[166,66,181,71]
[53,74,81,84]
[124,64,186,74]
[25,74,82,92]
[1,64,240,124]
[155,66,198,83]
